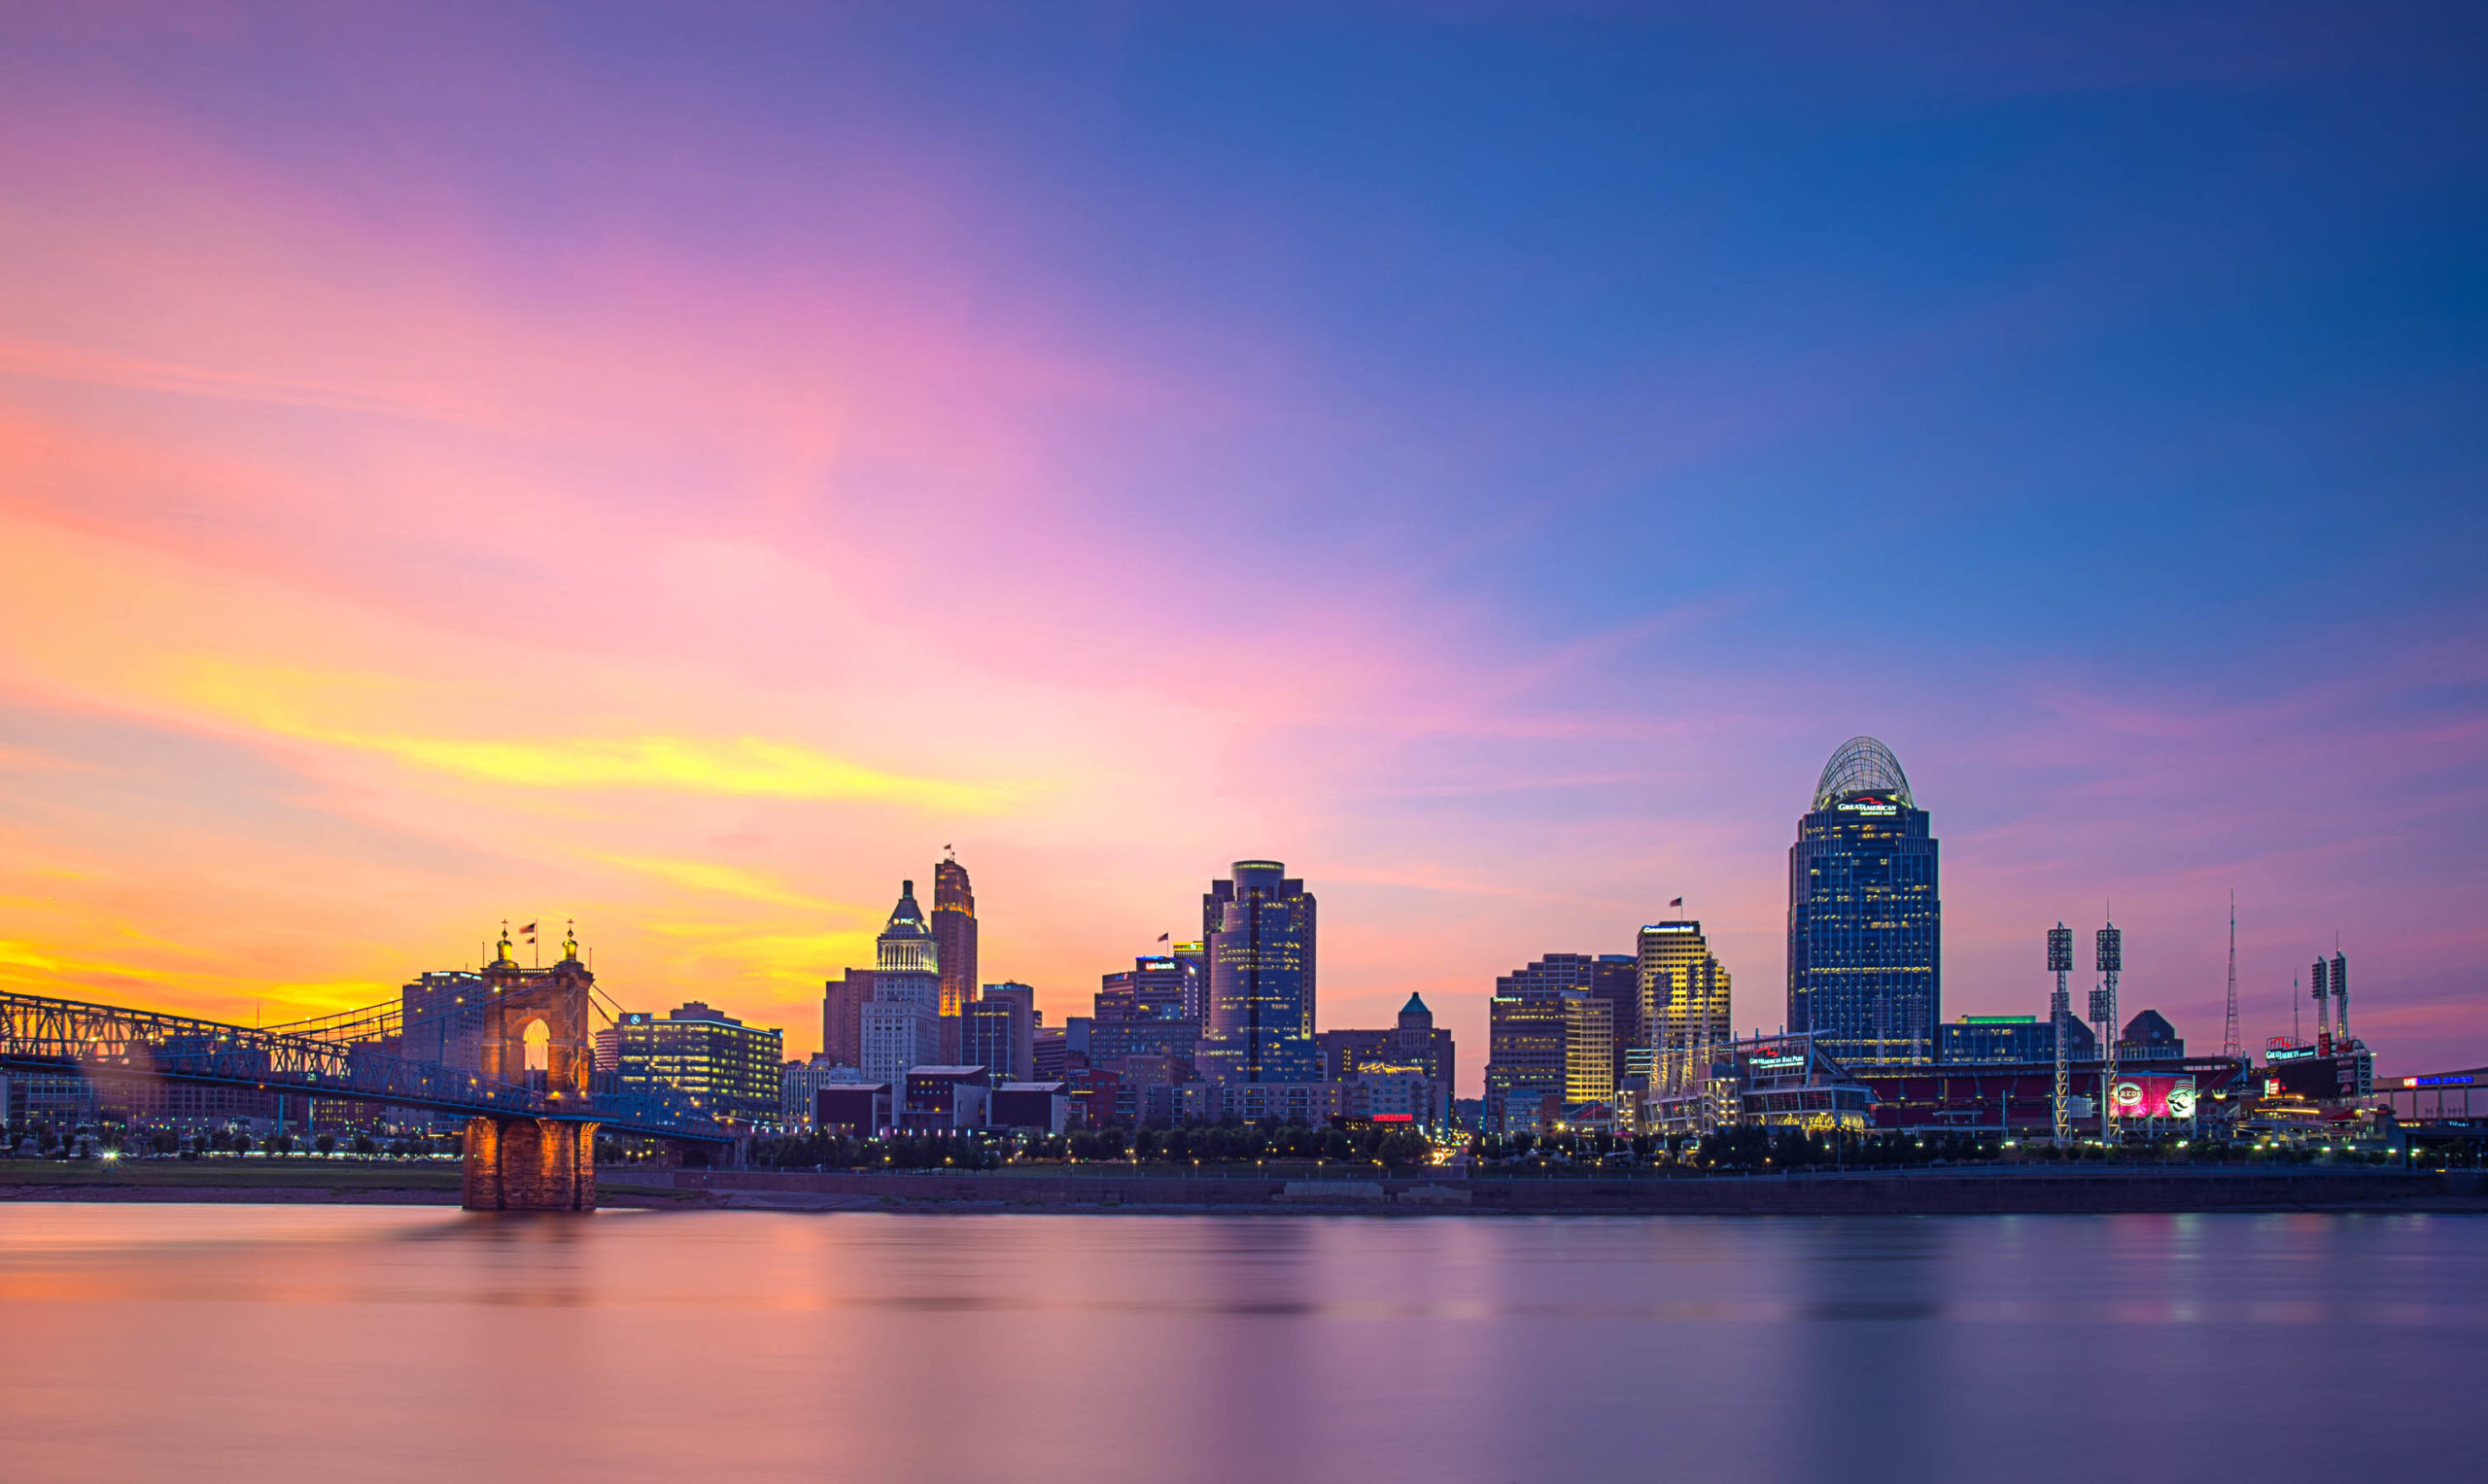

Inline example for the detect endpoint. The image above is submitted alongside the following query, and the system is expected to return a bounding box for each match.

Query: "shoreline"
[653,1166,2488,1216]
[5,1162,2482,1216]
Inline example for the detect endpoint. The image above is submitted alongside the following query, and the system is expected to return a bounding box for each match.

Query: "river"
[0,1204,2477,1481]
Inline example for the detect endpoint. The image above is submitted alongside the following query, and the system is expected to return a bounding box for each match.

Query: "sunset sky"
[3,4,2483,1090]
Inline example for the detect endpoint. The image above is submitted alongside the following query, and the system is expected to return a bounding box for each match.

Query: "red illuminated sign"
[2109,1074,2196,1120]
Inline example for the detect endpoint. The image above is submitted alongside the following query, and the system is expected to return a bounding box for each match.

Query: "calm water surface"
[0,1204,2478,1481]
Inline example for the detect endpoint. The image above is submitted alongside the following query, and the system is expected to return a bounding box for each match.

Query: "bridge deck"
[0,988,733,1143]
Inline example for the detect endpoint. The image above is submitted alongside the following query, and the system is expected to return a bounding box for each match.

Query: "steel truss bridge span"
[0,988,732,1144]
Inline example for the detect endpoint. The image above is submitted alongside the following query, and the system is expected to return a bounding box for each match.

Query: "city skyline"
[1,7,2482,1087]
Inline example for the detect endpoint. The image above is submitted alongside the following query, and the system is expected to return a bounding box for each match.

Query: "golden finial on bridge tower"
[563,919,579,963]
[494,920,514,967]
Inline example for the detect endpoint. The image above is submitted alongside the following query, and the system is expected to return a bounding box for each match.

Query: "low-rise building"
[900,1065,992,1131]
[816,1082,892,1134]
[615,1002,785,1125]
[1939,1013,2098,1065]
[781,1053,874,1126]
[1171,1080,1344,1126]
[991,1081,1072,1134]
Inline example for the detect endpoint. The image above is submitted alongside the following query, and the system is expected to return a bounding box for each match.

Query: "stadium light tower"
[2311,955,2332,1056]
[2332,948,2349,1047]
[2049,924,2073,1145]
[2091,922,2122,1142]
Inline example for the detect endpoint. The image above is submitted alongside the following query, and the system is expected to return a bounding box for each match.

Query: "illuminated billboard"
[2108,1074,2196,1120]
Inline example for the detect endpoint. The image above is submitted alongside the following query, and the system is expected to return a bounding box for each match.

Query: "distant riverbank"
[648,1165,2488,1216]
[0,1159,701,1208]
[9,1159,2479,1216]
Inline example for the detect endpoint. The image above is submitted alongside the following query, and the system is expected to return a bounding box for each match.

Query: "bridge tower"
[461,925,601,1212]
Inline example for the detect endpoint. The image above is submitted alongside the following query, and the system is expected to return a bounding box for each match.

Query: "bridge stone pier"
[461,930,604,1212]
[462,1116,599,1211]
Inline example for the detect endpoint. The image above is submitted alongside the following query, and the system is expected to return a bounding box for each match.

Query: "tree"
[315,1133,337,1156]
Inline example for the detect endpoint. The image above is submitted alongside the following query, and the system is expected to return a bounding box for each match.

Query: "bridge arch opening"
[521,1018,550,1074]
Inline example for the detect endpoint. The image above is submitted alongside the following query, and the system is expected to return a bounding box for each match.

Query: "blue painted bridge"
[0,986,732,1140]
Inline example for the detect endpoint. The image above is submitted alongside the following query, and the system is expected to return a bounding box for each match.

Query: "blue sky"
[0,2,2482,1078]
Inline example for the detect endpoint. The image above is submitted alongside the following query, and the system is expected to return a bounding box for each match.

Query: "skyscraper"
[932,855,978,1062]
[859,880,942,1083]
[1638,920,1731,1093]
[1787,736,1942,1067]
[1197,860,1318,1084]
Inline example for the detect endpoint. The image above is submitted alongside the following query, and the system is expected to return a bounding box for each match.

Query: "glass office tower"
[1787,736,1941,1067]
[1197,860,1318,1084]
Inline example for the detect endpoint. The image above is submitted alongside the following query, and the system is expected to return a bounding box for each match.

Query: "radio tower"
[2222,891,2240,1062]
[2049,924,2074,1145]
[2091,920,2122,1142]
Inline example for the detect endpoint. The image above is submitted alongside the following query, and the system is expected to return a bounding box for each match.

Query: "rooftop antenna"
[2222,891,2240,1061]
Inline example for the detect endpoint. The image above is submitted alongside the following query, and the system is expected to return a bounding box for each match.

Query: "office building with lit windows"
[1787,736,1942,1067]
[1089,955,1203,1066]
[1198,860,1319,1084]
[1487,956,1617,1130]
[964,984,1036,1082]
[614,1002,784,1125]
[1099,953,1199,1024]
[1639,920,1732,1089]
[932,856,978,1060]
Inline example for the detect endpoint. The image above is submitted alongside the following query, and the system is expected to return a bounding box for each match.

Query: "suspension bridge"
[0,931,735,1211]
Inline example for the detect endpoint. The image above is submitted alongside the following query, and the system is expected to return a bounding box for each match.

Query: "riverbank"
[0,1159,703,1207]
[5,1160,2481,1215]
[648,1165,2488,1215]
